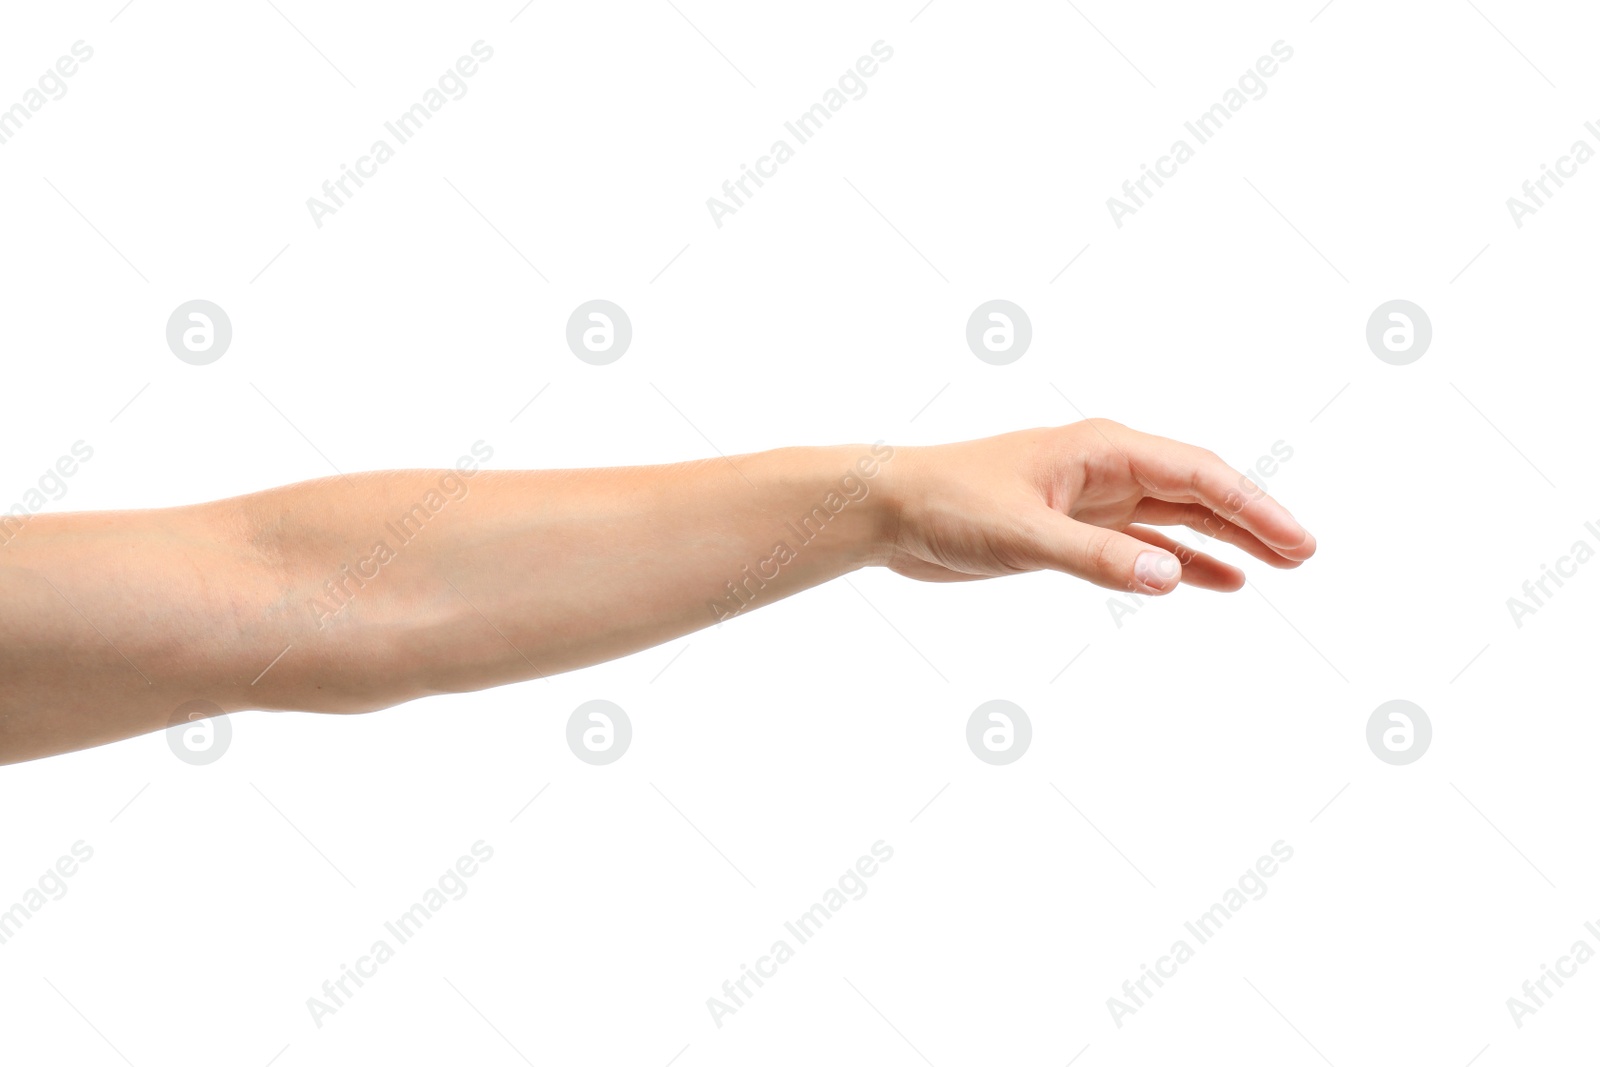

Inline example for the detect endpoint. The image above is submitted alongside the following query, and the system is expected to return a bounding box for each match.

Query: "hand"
[879,420,1316,593]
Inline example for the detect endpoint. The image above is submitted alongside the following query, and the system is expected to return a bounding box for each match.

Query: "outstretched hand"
[880,419,1316,593]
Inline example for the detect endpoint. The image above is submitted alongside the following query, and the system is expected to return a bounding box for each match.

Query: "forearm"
[0,445,895,763]
[259,444,897,702]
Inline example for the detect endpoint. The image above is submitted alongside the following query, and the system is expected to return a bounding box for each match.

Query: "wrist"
[762,442,902,571]
[854,440,903,568]
[860,440,905,568]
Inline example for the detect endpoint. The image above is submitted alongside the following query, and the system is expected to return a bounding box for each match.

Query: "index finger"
[1112,426,1316,560]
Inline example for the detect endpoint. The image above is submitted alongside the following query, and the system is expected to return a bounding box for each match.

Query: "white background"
[2,1,1597,1063]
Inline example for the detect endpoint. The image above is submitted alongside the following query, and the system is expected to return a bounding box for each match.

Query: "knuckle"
[1086,529,1118,573]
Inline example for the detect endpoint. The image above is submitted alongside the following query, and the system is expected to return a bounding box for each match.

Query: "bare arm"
[0,421,1314,764]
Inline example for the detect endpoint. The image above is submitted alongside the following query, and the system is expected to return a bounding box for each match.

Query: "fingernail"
[1279,528,1316,556]
[1134,551,1179,593]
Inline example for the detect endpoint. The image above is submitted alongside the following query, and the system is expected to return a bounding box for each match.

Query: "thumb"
[1037,514,1182,595]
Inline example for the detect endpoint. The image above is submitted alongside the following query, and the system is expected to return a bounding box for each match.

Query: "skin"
[0,419,1314,765]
